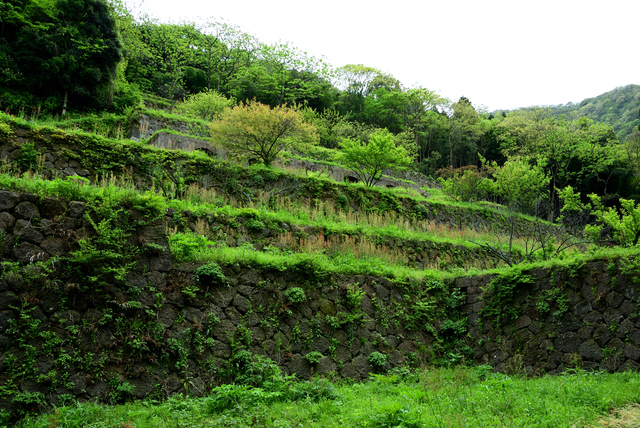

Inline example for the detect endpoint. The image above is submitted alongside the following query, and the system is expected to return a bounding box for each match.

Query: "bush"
[436,165,487,203]
[221,350,283,387]
[174,89,234,121]
[0,122,13,142]
[246,218,266,232]
[304,351,323,364]
[15,142,41,172]
[168,233,212,261]
[284,287,306,304]
[368,352,389,369]
[194,262,227,286]
[336,194,349,210]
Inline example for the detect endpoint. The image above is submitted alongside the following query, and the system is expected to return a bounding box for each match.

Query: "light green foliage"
[173,89,234,121]
[589,194,640,246]
[483,156,550,213]
[536,287,569,317]
[367,351,388,369]
[17,368,640,427]
[0,122,13,141]
[559,187,640,246]
[344,285,365,310]
[283,287,306,304]
[168,233,213,261]
[340,129,413,187]
[210,100,318,167]
[304,351,323,364]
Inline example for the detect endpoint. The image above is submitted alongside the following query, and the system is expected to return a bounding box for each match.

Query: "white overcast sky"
[139,0,638,111]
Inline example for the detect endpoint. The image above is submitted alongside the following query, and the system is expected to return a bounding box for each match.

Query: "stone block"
[0,191,19,210]
[579,340,604,362]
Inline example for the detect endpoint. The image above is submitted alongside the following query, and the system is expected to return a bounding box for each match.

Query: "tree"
[446,97,482,168]
[339,129,413,187]
[189,18,259,97]
[335,64,398,122]
[173,89,234,121]
[1,0,122,113]
[210,100,317,167]
[242,42,334,108]
[497,109,620,221]
[483,156,550,214]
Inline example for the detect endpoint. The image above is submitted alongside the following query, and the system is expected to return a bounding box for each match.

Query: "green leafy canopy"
[339,129,412,187]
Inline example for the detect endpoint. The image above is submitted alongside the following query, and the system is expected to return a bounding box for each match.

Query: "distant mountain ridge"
[547,84,639,141]
[501,84,640,142]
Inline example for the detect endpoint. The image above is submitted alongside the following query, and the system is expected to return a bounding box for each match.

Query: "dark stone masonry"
[1,189,640,419]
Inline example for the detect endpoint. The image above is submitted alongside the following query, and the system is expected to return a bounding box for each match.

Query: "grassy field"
[13,367,640,428]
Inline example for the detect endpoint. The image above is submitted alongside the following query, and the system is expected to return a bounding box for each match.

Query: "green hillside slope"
[547,84,640,141]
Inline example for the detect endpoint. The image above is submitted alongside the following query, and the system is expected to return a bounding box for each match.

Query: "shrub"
[336,194,348,210]
[0,122,13,142]
[168,232,212,261]
[368,352,388,369]
[246,218,266,232]
[15,141,41,171]
[174,89,234,121]
[194,262,227,286]
[304,351,323,364]
[284,287,306,304]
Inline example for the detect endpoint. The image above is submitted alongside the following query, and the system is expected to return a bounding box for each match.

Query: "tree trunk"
[62,90,68,117]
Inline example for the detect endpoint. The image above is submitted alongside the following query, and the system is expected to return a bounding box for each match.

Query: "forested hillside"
[1,0,638,196]
[544,84,640,142]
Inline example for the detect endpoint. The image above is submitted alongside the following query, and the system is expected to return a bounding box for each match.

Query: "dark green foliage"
[14,142,41,171]
[1,0,122,113]
[480,270,535,329]
[194,262,227,286]
[335,194,349,210]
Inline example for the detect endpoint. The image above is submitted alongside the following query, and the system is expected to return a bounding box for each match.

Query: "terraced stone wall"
[458,260,640,375]
[2,190,640,421]
[0,190,468,417]
[0,125,551,240]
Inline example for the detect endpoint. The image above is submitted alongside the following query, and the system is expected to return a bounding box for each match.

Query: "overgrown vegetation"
[12,367,640,427]
[2,3,640,423]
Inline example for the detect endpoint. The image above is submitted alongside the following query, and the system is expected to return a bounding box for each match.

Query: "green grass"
[0,170,620,276]
[13,367,640,428]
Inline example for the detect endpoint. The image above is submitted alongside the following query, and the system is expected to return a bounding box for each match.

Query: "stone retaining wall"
[1,190,640,420]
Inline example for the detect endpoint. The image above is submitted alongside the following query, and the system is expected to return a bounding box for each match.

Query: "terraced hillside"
[2,109,640,424]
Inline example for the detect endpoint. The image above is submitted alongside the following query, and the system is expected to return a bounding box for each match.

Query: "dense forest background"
[1,0,639,221]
